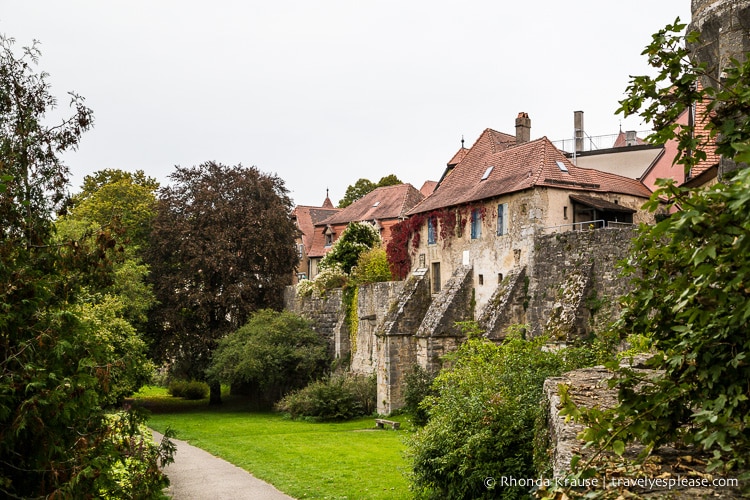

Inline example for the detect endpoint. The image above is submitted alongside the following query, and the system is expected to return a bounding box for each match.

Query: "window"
[481,166,494,180]
[496,203,507,236]
[470,209,482,239]
[563,206,568,220]
[556,160,569,172]
[297,243,304,258]
[427,217,437,245]
[431,262,441,293]
[478,274,484,285]
[325,233,333,247]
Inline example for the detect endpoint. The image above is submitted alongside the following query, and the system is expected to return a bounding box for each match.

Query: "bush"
[167,380,209,400]
[207,309,330,406]
[351,247,393,284]
[276,373,376,421]
[407,329,594,500]
[402,365,435,427]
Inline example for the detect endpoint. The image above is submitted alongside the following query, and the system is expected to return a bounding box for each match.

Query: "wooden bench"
[375,418,400,430]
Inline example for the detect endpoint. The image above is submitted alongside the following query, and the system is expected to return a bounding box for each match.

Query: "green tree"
[319,221,381,274]
[569,19,750,482]
[0,35,170,498]
[146,162,299,405]
[351,246,393,284]
[66,168,159,251]
[337,174,402,208]
[207,309,330,406]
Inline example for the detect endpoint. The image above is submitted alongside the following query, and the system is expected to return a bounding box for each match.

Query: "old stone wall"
[284,281,404,364]
[283,286,347,359]
[351,281,405,375]
[527,228,636,338]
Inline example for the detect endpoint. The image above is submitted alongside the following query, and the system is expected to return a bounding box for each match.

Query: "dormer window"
[324,225,334,247]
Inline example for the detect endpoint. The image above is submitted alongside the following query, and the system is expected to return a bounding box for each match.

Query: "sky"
[1,1,691,207]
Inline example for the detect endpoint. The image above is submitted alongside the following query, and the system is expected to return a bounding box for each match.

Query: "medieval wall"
[526,227,636,339]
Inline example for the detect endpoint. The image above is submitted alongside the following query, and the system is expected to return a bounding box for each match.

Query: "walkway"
[151,431,295,500]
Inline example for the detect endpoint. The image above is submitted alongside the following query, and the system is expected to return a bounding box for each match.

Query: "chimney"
[515,112,531,144]
[574,111,584,153]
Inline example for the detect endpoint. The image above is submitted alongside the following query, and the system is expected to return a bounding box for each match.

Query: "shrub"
[402,365,435,427]
[276,373,376,421]
[407,329,594,499]
[207,309,330,406]
[319,221,381,274]
[351,247,393,284]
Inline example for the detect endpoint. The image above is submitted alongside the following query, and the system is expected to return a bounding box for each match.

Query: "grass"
[135,386,412,500]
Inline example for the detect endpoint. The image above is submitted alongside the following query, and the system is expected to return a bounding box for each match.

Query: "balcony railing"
[537,219,635,235]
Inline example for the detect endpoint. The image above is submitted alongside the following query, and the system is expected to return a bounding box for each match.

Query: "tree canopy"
[146,162,299,404]
[337,174,402,208]
[319,220,381,274]
[0,36,170,498]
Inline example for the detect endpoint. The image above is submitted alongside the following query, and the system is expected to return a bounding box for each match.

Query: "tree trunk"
[209,381,222,405]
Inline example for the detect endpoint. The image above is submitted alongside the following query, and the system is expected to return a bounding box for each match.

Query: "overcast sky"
[2,1,691,207]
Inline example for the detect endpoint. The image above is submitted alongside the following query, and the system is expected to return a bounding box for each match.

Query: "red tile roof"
[410,135,652,215]
[292,205,340,252]
[320,183,424,225]
[419,180,438,198]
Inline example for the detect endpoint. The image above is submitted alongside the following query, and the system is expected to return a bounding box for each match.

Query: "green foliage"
[351,246,393,284]
[320,221,381,274]
[574,169,750,478]
[168,380,210,400]
[407,329,589,499]
[562,20,750,483]
[147,162,299,404]
[402,365,435,427]
[276,372,376,421]
[207,309,330,406]
[0,36,171,498]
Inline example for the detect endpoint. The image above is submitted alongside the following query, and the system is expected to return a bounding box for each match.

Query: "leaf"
[612,440,626,457]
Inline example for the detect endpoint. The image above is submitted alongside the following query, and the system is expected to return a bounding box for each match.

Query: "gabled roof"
[410,136,652,215]
[419,180,438,198]
[612,130,648,147]
[292,204,340,252]
[320,183,424,225]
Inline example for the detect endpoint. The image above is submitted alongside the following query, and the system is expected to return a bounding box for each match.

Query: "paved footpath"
[152,430,295,500]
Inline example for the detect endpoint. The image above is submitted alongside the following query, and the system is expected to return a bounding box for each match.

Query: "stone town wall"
[526,228,636,339]
[283,281,405,371]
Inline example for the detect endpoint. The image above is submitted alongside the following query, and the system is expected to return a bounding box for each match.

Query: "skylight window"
[556,161,569,173]
[373,201,380,207]
[481,166,494,180]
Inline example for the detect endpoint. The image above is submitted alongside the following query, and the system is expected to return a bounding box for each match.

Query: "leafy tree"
[146,162,299,405]
[65,168,159,251]
[207,309,330,406]
[351,246,393,284]
[338,178,376,208]
[57,168,159,328]
[319,221,381,274]
[565,20,750,484]
[337,174,402,208]
[0,35,170,498]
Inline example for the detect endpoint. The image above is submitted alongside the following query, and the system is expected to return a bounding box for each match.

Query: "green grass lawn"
[136,386,412,499]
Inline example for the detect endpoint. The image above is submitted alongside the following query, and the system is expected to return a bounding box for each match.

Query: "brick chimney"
[515,112,531,144]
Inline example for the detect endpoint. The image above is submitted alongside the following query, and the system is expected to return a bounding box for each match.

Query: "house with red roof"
[290,193,340,283]
[405,113,655,312]
[307,183,424,279]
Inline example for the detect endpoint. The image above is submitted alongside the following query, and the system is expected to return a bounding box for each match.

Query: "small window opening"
[478,274,484,285]
[563,206,568,220]
[498,273,504,284]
